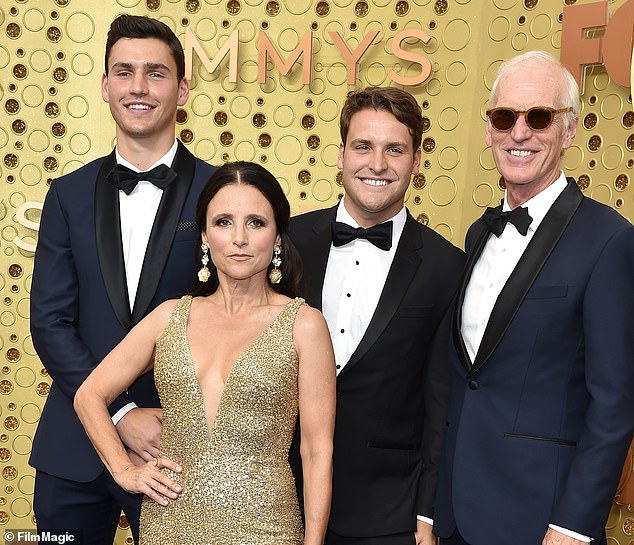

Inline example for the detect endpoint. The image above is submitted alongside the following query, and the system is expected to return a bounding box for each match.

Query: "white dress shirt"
[117,140,179,311]
[461,172,591,543]
[461,173,567,361]
[111,140,179,425]
[322,199,406,374]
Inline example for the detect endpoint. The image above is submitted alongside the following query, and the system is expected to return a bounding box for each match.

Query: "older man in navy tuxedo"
[434,51,634,545]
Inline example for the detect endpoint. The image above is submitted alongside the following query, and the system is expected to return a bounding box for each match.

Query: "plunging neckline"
[183,297,296,440]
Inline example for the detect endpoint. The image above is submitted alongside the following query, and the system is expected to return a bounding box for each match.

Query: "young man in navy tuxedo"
[433,51,634,545]
[29,15,214,544]
[290,87,465,545]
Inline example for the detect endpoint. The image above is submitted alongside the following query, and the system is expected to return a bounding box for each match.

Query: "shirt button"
[355,260,360,265]
[335,364,341,369]
[340,328,345,333]
[346,293,351,297]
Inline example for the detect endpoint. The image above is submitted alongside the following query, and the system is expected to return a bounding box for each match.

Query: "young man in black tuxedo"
[290,87,465,545]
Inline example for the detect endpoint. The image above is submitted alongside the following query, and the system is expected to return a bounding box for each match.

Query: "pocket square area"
[176,221,197,231]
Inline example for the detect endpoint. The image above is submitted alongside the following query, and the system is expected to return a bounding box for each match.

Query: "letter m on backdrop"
[258,31,313,84]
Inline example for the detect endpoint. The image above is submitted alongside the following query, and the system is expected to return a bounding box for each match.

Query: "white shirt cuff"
[416,515,433,526]
[549,524,592,542]
[112,402,138,426]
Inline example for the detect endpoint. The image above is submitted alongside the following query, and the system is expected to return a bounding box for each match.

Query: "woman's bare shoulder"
[294,302,328,336]
[152,297,183,318]
[143,297,185,331]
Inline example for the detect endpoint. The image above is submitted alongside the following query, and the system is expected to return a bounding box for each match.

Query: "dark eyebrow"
[110,62,133,71]
[144,62,171,72]
[349,138,409,149]
[349,138,372,146]
[110,62,172,72]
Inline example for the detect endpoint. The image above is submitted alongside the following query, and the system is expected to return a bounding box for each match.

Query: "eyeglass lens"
[489,108,554,131]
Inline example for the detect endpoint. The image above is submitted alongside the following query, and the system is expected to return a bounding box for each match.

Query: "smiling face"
[202,184,281,285]
[101,37,188,155]
[337,108,421,227]
[486,62,577,206]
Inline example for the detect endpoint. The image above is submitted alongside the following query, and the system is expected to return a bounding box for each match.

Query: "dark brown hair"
[192,162,303,298]
[339,87,424,151]
[105,14,185,82]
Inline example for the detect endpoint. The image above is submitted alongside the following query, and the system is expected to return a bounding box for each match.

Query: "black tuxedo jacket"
[29,142,215,482]
[290,205,465,537]
[434,179,634,545]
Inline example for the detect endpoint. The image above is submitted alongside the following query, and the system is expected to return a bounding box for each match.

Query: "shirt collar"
[336,197,407,249]
[503,172,568,233]
[115,139,178,173]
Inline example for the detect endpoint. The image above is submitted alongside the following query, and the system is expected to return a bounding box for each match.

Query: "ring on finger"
[152,457,159,468]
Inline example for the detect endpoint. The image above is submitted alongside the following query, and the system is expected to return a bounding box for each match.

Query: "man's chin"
[121,127,156,139]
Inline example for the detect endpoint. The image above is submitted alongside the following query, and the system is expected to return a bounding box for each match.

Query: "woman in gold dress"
[75,161,336,545]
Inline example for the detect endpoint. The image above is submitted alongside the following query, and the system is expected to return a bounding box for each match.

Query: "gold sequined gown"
[140,296,304,545]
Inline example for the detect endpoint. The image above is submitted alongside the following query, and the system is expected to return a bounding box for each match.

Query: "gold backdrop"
[0,0,632,542]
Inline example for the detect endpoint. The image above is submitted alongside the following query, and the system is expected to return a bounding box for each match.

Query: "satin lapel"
[471,179,584,373]
[301,207,336,311]
[95,151,131,330]
[453,224,491,373]
[131,142,196,326]
[342,213,423,374]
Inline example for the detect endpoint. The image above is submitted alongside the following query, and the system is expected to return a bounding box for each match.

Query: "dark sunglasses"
[486,106,573,131]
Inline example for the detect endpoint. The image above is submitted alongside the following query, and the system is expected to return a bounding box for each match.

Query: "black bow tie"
[331,221,393,251]
[482,205,533,237]
[106,164,177,195]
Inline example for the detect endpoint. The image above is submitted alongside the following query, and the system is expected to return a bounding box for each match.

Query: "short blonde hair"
[489,50,579,132]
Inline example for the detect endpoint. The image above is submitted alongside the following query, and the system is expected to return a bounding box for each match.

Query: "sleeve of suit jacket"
[550,225,634,537]
[416,304,455,517]
[417,243,465,517]
[30,181,100,400]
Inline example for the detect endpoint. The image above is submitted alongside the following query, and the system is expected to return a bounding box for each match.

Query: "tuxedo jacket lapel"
[131,142,196,326]
[452,226,491,372]
[95,151,131,330]
[471,179,584,373]
[301,207,336,311]
[343,213,423,373]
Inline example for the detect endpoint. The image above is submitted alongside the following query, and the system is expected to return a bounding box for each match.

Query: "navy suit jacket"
[290,205,464,537]
[29,141,215,482]
[434,179,634,545]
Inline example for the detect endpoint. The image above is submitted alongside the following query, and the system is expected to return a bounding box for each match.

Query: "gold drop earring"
[268,244,282,284]
[198,242,211,282]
